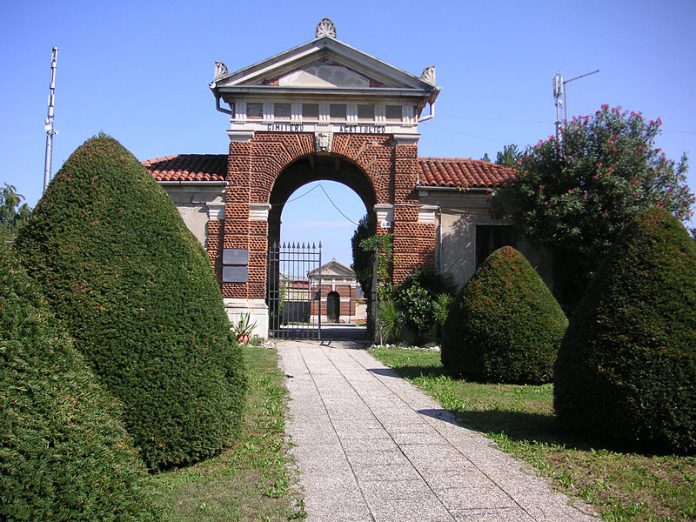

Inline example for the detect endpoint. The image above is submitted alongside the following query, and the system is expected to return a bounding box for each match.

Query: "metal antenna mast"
[553,69,599,143]
[553,73,564,143]
[43,47,58,193]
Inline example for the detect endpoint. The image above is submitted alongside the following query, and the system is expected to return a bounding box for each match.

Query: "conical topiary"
[441,246,567,384]
[0,244,159,521]
[15,134,246,470]
[554,207,696,454]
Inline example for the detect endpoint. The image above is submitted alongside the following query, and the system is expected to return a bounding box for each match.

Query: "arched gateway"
[145,19,531,338]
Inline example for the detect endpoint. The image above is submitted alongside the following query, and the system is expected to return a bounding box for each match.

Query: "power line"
[285,183,321,203]
[439,114,551,125]
[282,182,360,226]
[428,124,511,143]
[319,184,359,225]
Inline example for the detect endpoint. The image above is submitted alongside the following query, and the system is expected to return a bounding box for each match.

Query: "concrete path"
[277,340,597,522]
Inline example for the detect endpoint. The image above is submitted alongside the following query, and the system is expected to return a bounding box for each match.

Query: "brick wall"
[222,132,436,299]
[207,219,224,281]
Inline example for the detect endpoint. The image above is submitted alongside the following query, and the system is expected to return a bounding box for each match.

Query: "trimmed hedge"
[0,244,158,521]
[554,208,696,454]
[441,246,567,384]
[15,134,246,470]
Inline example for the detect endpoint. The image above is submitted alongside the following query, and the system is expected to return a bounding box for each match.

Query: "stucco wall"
[160,185,225,248]
[419,190,553,291]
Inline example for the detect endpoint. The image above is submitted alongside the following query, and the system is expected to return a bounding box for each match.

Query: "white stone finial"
[315,17,337,38]
[214,61,228,80]
[420,65,436,85]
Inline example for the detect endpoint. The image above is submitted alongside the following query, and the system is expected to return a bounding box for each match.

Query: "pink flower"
[601,104,610,110]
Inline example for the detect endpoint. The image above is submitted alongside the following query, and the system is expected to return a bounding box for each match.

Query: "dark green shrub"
[0,244,159,521]
[376,298,403,345]
[394,270,455,344]
[441,246,567,383]
[15,134,246,470]
[554,207,696,454]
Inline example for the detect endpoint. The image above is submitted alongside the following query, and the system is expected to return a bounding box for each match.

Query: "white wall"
[419,190,553,291]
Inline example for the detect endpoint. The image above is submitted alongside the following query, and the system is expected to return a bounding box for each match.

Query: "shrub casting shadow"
[417,407,648,454]
[371,363,651,453]
[418,407,562,446]
[368,365,445,380]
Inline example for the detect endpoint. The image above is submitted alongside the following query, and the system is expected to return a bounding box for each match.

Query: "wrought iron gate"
[267,242,322,339]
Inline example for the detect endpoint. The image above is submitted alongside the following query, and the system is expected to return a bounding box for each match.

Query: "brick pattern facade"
[206,219,224,280]
[310,285,357,318]
[221,131,436,300]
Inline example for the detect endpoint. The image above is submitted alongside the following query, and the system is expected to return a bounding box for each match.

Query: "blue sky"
[2,1,695,265]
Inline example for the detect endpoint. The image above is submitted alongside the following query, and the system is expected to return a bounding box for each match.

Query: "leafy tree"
[15,134,246,470]
[480,153,492,162]
[394,270,455,345]
[0,184,31,240]
[554,207,695,454]
[495,144,522,167]
[351,215,373,297]
[493,105,694,311]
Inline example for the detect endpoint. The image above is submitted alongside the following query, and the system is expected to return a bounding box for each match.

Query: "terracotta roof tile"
[142,154,227,182]
[143,154,516,188]
[417,157,517,189]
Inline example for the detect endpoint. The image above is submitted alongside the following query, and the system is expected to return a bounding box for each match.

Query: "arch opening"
[266,154,376,340]
[268,154,377,250]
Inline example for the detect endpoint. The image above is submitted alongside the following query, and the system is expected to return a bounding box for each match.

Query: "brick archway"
[219,131,437,337]
[267,152,377,251]
[145,20,527,340]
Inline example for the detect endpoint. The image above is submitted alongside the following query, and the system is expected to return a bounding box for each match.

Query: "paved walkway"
[277,340,597,522]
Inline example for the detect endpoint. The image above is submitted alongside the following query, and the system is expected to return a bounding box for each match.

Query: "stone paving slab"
[278,340,597,521]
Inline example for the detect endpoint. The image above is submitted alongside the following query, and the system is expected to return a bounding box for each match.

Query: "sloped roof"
[417,157,517,189]
[211,30,437,99]
[143,154,517,188]
[308,259,355,278]
[142,154,227,182]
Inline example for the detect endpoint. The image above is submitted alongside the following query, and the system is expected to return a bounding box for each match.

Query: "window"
[274,103,291,119]
[302,103,319,120]
[246,102,263,119]
[357,104,374,120]
[386,105,402,121]
[476,225,515,267]
[330,104,347,121]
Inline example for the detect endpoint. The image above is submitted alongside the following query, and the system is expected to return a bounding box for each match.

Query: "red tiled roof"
[143,154,517,188]
[142,154,227,182]
[417,157,517,189]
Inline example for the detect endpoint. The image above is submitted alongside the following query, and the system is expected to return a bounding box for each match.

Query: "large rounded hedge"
[441,246,567,384]
[0,244,158,521]
[554,207,696,454]
[15,134,246,470]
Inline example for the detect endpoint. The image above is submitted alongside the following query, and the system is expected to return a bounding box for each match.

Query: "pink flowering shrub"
[493,105,694,311]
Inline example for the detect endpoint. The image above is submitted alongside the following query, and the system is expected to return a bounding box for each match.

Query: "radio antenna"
[553,69,599,143]
[43,47,58,193]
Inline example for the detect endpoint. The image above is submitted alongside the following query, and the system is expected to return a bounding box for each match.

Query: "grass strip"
[151,345,306,521]
[371,347,695,521]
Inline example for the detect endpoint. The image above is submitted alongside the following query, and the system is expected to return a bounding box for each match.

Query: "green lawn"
[151,345,306,521]
[371,347,696,522]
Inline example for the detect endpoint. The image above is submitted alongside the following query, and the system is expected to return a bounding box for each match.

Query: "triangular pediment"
[308,259,356,279]
[212,36,435,94]
[276,62,371,88]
